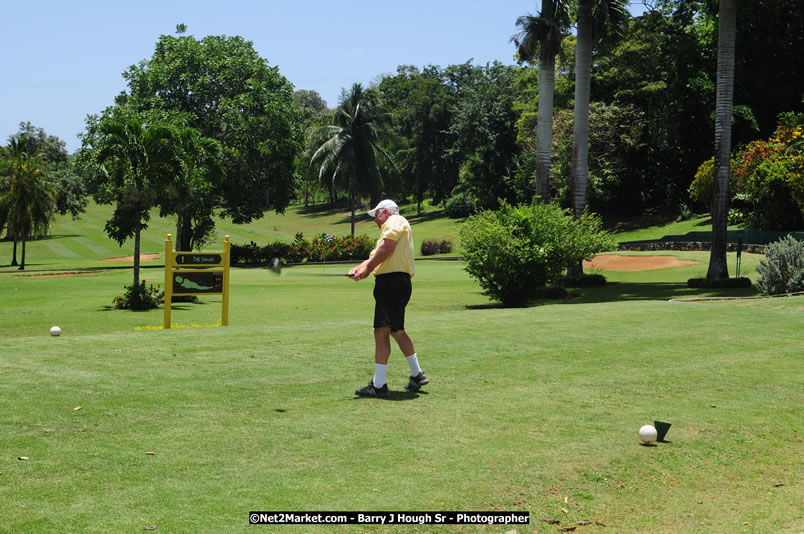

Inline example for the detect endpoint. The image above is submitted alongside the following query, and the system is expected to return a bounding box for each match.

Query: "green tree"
[118,30,302,224]
[0,139,56,270]
[311,83,395,235]
[590,2,717,212]
[8,122,88,220]
[159,127,224,251]
[570,0,628,274]
[448,62,522,210]
[511,0,572,200]
[551,102,648,216]
[733,0,804,142]
[295,91,333,207]
[379,65,459,214]
[90,118,180,286]
[294,89,329,119]
[707,0,737,280]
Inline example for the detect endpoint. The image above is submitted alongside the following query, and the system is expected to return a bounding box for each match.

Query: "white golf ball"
[639,424,658,443]
[50,326,62,337]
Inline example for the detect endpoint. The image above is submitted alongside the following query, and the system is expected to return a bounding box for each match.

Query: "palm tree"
[569,0,628,275]
[95,118,179,286]
[165,127,223,252]
[0,147,56,270]
[312,83,395,235]
[1,138,39,265]
[512,0,572,201]
[707,0,737,280]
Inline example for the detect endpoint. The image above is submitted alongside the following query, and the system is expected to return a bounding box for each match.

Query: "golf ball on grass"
[50,326,62,337]
[639,424,658,443]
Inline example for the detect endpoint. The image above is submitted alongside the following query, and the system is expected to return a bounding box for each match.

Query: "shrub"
[458,201,616,307]
[306,233,374,262]
[230,241,262,265]
[232,234,373,265]
[756,235,804,295]
[732,114,804,230]
[689,156,738,210]
[444,192,477,218]
[421,238,453,256]
[113,280,164,310]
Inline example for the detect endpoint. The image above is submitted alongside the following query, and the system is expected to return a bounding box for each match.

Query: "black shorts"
[373,272,412,332]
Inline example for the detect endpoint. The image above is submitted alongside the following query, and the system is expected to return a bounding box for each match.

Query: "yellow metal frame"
[163,234,230,329]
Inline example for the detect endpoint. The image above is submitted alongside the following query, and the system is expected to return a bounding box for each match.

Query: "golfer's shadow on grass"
[353,390,429,401]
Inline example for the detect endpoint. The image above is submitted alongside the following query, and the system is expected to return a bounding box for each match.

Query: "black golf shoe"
[355,381,389,398]
[404,372,429,392]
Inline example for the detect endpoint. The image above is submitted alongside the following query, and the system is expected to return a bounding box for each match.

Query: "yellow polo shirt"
[371,214,415,277]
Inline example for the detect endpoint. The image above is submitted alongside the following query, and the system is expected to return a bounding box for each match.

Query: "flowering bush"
[732,113,804,229]
[233,233,374,265]
[113,281,164,310]
[230,241,292,265]
[689,156,738,210]
[690,112,804,230]
[289,233,374,263]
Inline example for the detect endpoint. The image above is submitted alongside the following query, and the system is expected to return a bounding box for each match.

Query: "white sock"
[373,363,388,387]
[406,353,422,376]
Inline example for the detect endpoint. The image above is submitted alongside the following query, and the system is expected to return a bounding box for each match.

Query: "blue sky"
[1,1,646,153]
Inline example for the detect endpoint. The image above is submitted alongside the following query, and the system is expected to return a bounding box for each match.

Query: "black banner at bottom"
[249,511,529,525]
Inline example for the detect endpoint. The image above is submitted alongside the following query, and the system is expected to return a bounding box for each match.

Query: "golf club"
[269,258,354,277]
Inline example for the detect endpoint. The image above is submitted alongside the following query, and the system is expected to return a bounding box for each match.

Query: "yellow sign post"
[163,234,231,329]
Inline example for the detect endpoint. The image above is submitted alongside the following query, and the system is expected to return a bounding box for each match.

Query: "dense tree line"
[304,0,802,229]
[4,1,801,273]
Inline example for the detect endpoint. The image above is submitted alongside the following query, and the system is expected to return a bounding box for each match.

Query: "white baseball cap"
[367,199,399,217]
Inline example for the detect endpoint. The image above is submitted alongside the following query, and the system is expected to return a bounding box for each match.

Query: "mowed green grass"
[1,204,802,533]
[0,200,462,271]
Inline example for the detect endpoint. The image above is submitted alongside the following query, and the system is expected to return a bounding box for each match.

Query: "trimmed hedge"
[421,238,453,256]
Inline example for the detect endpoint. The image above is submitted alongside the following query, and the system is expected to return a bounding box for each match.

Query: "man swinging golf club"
[349,199,428,398]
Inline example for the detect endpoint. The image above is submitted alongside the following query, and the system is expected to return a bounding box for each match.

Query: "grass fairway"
[1,205,802,532]
[1,257,802,533]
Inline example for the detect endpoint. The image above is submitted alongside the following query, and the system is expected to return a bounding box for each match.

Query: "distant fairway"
[0,200,462,271]
[1,203,801,533]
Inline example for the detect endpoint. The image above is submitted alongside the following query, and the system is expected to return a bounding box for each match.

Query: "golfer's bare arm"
[350,239,396,280]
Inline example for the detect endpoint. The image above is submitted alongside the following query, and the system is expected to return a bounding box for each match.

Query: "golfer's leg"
[393,329,425,383]
[374,327,392,364]
[390,329,415,357]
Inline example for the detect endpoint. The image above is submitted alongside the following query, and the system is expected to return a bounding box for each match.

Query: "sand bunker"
[583,254,698,271]
[15,271,96,278]
[99,253,160,262]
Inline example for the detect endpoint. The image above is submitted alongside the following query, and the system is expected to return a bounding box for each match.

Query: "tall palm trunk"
[569,0,594,275]
[707,0,737,280]
[536,53,557,200]
[133,225,142,286]
[11,239,18,266]
[349,183,357,236]
[18,239,25,270]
